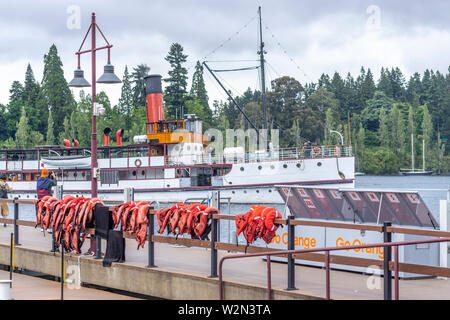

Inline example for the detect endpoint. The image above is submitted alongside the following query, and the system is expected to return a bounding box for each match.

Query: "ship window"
[186,145,190,151]
[317,162,322,167]
[270,165,275,169]
[0,152,5,160]
[118,170,127,180]
[129,147,147,158]
[283,164,288,169]
[297,163,300,168]
[240,167,244,171]
[258,165,262,170]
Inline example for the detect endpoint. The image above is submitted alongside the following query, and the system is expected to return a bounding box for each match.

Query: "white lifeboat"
[41,155,91,169]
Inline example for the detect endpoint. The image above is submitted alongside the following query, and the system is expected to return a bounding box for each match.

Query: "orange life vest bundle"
[236,206,283,246]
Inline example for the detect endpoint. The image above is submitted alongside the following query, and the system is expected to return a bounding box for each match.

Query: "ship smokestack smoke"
[104,127,112,146]
[144,74,165,124]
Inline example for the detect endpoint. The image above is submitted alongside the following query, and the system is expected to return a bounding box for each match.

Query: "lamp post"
[68,12,121,198]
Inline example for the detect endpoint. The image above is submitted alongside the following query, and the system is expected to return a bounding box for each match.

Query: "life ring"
[312,147,321,156]
[135,159,142,167]
[334,146,341,156]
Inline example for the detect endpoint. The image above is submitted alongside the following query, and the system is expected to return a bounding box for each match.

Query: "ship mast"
[258,6,268,132]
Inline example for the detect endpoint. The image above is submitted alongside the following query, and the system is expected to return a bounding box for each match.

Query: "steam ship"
[0,8,355,204]
[0,74,354,203]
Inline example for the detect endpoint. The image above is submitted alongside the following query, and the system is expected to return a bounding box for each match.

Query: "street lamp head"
[97,63,122,84]
[68,67,91,88]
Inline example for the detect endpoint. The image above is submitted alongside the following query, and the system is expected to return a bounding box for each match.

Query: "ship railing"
[164,145,353,166]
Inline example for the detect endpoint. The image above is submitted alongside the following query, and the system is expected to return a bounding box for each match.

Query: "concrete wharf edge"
[0,235,320,300]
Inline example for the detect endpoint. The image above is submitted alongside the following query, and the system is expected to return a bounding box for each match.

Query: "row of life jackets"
[156,203,219,240]
[235,205,283,246]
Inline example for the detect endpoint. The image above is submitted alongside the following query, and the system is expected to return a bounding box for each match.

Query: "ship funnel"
[144,74,165,124]
[116,129,124,146]
[104,127,112,146]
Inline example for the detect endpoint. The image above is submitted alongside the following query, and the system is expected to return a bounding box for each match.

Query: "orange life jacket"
[235,205,258,236]
[258,207,282,244]
[242,206,266,245]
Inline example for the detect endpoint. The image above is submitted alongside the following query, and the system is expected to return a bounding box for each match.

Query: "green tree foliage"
[361,91,395,131]
[116,65,133,130]
[190,61,212,126]
[164,43,188,119]
[15,107,30,149]
[41,44,76,139]
[131,64,150,108]
[46,110,55,145]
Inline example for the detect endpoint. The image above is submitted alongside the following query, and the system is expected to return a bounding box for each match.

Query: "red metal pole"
[395,245,399,300]
[325,251,330,300]
[91,12,98,198]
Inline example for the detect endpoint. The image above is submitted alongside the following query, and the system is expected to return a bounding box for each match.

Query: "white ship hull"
[6,156,355,204]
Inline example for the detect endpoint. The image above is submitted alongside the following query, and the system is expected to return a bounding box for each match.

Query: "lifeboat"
[41,155,91,169]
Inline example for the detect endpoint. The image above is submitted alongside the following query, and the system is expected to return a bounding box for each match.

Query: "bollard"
[13,198,19,246]
[286,216,296,290]
[383,222,392,300]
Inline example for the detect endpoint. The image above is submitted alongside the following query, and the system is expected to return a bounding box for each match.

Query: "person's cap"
[41,168,49,177]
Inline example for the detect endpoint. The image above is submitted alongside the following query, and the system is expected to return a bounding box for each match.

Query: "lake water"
[9,175,449,244]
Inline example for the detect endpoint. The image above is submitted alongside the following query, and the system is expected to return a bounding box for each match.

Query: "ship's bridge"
[146,114,209,147]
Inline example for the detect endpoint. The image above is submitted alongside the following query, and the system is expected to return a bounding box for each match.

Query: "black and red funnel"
[144,74,165,124]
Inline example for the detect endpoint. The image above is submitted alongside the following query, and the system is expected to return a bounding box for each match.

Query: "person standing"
[0,173,13,227]
[36,168,57,199]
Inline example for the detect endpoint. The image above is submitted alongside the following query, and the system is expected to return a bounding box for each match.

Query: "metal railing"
[218,235,450,300]
[3,197,450,300]
[165,145,353,166]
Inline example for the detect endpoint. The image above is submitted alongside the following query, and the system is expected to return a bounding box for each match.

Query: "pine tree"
[163,43,188,119]
[131,64,150,107]
[190,61,212,124]
[15,106,30,149]
[377,67,393,98]
[41,44,75,139]
[378,107,390,148]
[117,66,133,116]
[6,81,24,138]
[422,104,433,170]
[360,68,376,105]
[46,110,55,145]
[23,63,41,133]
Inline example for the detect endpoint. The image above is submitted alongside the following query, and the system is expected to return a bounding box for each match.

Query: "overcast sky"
[0,0,449,109]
